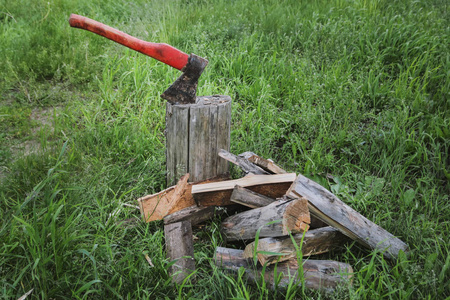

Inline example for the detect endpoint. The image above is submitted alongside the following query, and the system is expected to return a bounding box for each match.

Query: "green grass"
[1,0,449,298]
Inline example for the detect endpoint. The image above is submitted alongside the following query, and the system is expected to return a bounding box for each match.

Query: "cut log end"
[282,197,310,235]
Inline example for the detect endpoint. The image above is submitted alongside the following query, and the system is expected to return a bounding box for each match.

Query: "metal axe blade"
[161,54,208,105]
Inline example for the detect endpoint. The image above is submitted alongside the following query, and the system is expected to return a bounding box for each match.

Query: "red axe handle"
[69,14,189,71]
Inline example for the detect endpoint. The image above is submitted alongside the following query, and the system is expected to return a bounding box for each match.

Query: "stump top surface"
[167,95,231,108]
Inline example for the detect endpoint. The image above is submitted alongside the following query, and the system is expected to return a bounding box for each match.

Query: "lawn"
[0,0,449,299]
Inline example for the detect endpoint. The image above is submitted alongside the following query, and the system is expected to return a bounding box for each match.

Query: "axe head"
[161,54,208,105]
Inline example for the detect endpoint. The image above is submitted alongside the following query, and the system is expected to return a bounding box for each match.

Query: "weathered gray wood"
[164,205,217,225]
[243,226,350,265]
[166,95,231,185]
[222,198,310,241]
[166,104,189,186]
[219,149,269,175]
[238,151,287,174]
[189,103,208,182]
[238,151,258,160]
[209,104,219,178]
[230,185,275,208]
[287,174,409,259]
[214,247,353,291]
[217,99,231,175]
[164,221,195,284]
[247,155,287,174]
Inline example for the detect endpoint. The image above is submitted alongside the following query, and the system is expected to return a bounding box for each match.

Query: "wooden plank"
[192,173,296,194]
[138,174,229,222]
[230,185,275,208]
[219,149,269,175]
[192,173,295,206]
[194,182,293,207]
[287,174,409,259]
[243,226,350,265]
[164,221,195,283]
[214,247,353,291]
[222,198,310,241]
[163,205,217,225]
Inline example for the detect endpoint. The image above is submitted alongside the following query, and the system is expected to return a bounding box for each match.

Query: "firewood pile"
[137,150,409,292]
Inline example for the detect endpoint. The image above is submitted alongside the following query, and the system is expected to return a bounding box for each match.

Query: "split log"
[214,247,353,291]
[166,95,231,185]
[276,196,327,229]
[166,174,189,215]
[230,185,275,208]
[222,198,310,241]
[218,149,269,175]
[138,174,229,222]
[247,155,287,174]
[243,226,350,265]
[287,174,409,259]
[230,188,326,229]
[237,151,258,161]
[164,205,218,226]
[164,221,195,283]
[191,173,296,206]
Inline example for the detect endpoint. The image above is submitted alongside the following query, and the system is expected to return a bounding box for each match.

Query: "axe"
[69,14,208,105]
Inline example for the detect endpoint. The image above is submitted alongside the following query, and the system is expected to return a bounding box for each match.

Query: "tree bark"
[243,226,350,265]
[222,198,310,241]
[230,185,275,208]
[164,205,218,226]
[214,247,353,291]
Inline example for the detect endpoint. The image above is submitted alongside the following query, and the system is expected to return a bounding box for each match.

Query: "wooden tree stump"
[166,95,231,186]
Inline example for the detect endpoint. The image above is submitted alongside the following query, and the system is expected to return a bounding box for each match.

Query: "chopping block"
[165,95,231,186]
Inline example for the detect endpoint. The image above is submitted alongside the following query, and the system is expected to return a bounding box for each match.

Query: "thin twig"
[143,252,154,267]
[18,288,34,300]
